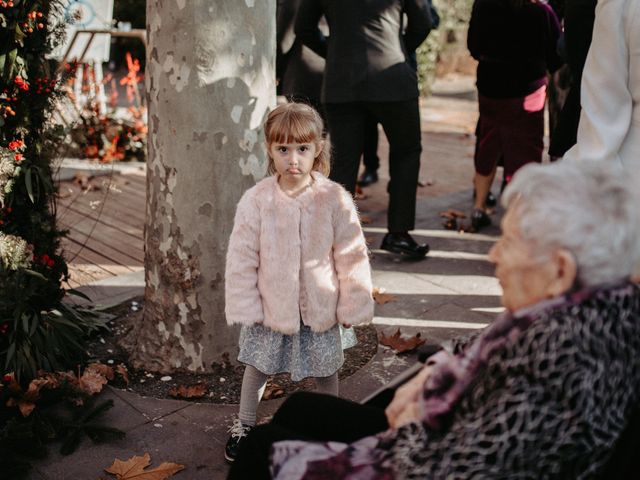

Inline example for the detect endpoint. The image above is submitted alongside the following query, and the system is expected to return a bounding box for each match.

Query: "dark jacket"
[468,0,563,98]
[276,0,325,102]
[295,0,434,103]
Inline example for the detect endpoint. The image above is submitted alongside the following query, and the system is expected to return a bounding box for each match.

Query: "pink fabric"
[225,172,374,334]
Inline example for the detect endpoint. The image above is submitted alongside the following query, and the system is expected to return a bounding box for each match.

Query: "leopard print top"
[390,282,640,479]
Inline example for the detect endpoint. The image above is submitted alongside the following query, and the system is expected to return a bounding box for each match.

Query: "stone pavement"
[28,75,506,480]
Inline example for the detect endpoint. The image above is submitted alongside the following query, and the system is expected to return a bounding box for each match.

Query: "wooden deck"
[56,167,146,289]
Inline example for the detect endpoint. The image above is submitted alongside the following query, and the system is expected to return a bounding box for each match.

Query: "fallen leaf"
[372,288,395,305]
[442,218,458,230]
[105,453,184,480]
[78,369,108,396]
[379,328,426,354]
[116,364,130,385]
[438,209,466,219]
[262,383,286,400]
[6,397,36,417]
[86,363,115,381]
[168,384,207,399]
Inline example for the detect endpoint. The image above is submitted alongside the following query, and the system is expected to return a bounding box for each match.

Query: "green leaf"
[5,342,16,368]
[25,168,35,203]
[66,288,92,302]
[4,48,17,81]
[15,24,26,47]
[23,268,47,282]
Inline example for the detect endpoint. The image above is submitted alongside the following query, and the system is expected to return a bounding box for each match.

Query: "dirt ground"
[86,297,379,404]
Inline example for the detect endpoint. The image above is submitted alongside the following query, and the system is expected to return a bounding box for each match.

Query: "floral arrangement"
[67,53,147,163]
[1,1,103,385]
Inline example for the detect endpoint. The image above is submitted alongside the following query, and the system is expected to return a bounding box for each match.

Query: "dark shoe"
[471,209,491,231]
[380,232,429,259]
[225,419,252,463]
[485,191,497,208]
[472,190,497,208]
[357,169,378,187]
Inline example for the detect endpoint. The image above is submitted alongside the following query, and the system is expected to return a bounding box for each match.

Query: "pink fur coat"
[225,172,374,335]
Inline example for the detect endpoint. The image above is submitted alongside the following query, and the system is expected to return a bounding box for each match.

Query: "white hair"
[502,160,640,287]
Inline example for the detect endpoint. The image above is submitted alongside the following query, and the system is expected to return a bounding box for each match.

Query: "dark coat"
[276,0,325,103]
[294,0,434,103]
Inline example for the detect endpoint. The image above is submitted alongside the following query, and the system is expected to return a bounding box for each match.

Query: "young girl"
[223,102,374,463]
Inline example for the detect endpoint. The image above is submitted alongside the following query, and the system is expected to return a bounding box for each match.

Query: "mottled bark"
[132,0,275,372]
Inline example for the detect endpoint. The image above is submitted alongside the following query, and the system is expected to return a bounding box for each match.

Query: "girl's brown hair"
[264,102,331,177]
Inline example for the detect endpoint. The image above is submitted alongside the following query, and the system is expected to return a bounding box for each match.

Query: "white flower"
[0,155,17,207]
[0,232,34,271]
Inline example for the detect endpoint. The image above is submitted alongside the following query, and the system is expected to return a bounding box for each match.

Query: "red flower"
[8,139,23,151]
[47,259,55,268]
[2,373,12,383]
[13,153,23,162]
[14,76,29,91]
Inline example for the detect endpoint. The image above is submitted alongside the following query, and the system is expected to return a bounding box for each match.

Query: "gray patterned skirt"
[237,321,357,382]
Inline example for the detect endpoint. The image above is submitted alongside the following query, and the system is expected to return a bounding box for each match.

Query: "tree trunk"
[132,0,275,372]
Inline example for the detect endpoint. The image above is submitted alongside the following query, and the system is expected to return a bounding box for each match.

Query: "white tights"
[238,364,339,426]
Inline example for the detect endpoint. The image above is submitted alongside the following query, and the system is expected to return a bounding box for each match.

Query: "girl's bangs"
[268,110,319,144]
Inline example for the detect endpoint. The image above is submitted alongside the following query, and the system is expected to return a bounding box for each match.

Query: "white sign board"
[52,0,114,62]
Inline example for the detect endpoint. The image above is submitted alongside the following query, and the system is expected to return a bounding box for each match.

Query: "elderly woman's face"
[489,205,559,312]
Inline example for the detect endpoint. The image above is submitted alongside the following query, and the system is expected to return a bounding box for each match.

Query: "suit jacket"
[295,0,433,103]
[564,0,640,170]
[277,0,325,102]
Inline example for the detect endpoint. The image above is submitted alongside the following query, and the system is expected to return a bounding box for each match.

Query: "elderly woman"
[228,160,640,479]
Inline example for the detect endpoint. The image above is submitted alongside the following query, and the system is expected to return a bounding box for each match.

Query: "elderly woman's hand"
[385,350,453,428]
[385,364,433,429]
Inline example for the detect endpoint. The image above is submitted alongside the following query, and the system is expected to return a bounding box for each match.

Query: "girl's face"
[269,141,322,189]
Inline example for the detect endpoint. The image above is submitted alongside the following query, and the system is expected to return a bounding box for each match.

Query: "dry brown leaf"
[379,328,426,354]
[6,374,61,417]
[438,209,466,219]
[168,384,207,399]
[6,397,36,417]
[262,383,286,400]
[116,364,130,385]
[86,363,115,381]
[372,288,395,305]
[78,369,108,395]
[442,218,458,230]
[105,453,185,480]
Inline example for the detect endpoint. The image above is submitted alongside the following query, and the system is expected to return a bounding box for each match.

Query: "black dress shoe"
[380,232,429,259]
[357,169,378,187]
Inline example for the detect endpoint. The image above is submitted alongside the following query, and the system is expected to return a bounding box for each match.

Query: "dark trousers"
[363,115,380,171]
[324,100,422,233]
[227,392,389,480]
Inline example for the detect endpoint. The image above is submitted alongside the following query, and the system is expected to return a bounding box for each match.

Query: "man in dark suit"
[296,0,434,259]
